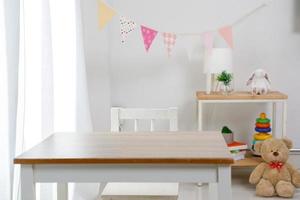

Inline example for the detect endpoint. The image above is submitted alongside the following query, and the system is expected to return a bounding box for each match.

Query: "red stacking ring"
[255,123,271,128]
[255,123,270,128]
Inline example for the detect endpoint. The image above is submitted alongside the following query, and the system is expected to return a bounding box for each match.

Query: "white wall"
[82,0,300,148]
[82,0,112,131]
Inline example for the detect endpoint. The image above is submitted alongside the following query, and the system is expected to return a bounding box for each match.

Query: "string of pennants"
[98,0,268,57]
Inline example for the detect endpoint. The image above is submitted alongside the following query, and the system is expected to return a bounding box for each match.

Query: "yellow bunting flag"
[98,0,116,30]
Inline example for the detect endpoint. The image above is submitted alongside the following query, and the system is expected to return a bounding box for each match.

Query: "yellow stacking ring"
[254,133,272,140]
[260,113,266,119]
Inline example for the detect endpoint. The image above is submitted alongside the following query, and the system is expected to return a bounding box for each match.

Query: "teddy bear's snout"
[273,151,279,156]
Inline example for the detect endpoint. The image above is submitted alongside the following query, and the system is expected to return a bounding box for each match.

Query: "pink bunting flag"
[218,26,233,48]
[162,32,177,57]
[141,25,158,52]
[120,16,136,43]
[202,31,214,54]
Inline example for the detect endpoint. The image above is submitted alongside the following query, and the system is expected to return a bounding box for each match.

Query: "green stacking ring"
[256,118,270,123]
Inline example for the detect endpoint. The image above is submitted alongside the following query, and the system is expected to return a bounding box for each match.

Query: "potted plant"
[216,70,233,95]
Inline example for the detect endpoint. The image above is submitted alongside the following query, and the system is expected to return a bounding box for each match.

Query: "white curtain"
[0,0,11,199]
[3,0,97,199]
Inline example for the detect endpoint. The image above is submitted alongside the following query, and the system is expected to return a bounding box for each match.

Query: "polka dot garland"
[141,25,158,52]
[120,16,136,43]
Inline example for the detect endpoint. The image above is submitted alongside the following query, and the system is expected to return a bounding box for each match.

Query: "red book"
[228,141,248,151]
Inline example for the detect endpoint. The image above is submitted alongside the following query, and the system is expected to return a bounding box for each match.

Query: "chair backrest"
[111,107,178,132]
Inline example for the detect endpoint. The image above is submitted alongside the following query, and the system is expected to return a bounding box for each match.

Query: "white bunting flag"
[120,16,136,43]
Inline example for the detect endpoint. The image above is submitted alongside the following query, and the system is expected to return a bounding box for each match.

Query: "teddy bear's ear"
[254,142,263,153]
[282,138,293,149]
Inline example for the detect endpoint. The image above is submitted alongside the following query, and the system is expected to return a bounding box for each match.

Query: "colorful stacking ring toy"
[255,127,271,133]
[252,112,272,156]
[254,133,272,141]
[256,118,270,124]
[255,123,271,128]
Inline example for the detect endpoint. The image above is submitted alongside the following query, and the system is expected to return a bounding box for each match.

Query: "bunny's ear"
[247,72,255,86]
[264,73,271,84]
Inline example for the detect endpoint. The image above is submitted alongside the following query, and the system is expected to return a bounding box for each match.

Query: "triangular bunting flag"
[218,26,233,48]
[162,32,177,57]
[120,16,136,43]
[98,0,116,30]
[202,31,214,54]
[140,25,158,52]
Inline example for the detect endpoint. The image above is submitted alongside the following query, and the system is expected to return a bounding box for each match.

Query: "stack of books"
[228,141,248,160]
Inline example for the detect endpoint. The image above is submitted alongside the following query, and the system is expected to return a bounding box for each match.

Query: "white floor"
[101,169,300,200]
[231,169,300,200]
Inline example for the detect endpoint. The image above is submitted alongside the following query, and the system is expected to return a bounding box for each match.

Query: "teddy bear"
[249,138,300,198]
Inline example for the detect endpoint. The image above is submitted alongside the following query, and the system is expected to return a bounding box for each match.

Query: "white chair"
[98,107,178,199]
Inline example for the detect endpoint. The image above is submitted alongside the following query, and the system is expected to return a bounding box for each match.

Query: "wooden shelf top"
[14,132,234,165]
[196,91,288,100]
[232,151,262,167]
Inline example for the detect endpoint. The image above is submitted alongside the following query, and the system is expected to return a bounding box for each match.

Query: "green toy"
[221,126,233,144]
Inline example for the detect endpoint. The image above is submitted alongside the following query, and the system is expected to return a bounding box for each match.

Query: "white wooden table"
[197,91,288,137]
[14,132,234,200]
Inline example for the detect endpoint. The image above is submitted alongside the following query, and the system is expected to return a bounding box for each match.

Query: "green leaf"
[216,70,233,86]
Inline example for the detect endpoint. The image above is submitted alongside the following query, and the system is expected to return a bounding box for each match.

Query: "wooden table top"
[196,91,288,100]
[14,132,233,165]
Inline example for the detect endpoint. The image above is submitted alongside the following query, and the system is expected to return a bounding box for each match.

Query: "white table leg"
[21,165,36,200]
[178,183,199,200]
[209,183,218,200]
[198,101,203,131]
[282,100,287,137]
[57,183,68,200]
[272,102,276,137]
[97,182,107,199]
[217,165,231,200]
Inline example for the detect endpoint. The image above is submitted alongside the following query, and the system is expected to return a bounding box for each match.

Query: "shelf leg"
[198,101,203,131]
[272,102,277,137]
[282,100,287,137]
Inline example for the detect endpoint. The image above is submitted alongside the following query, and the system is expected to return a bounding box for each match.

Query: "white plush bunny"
[247,69,271,95]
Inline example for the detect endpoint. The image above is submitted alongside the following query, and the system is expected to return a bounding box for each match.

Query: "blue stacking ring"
[255,127,271,133]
